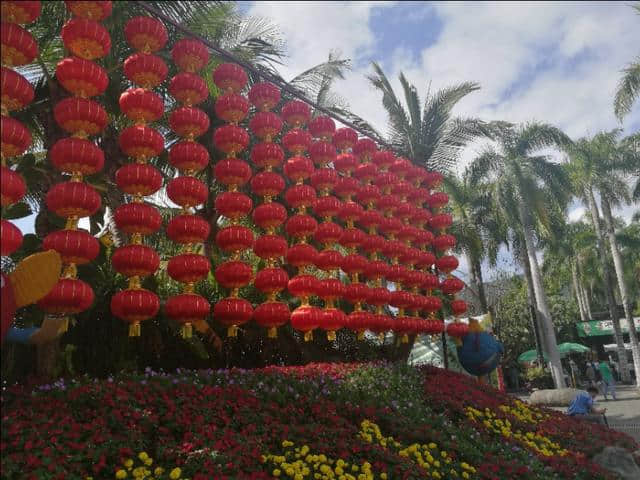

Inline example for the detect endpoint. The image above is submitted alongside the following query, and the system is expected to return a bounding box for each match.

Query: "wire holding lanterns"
[110,14,168,337]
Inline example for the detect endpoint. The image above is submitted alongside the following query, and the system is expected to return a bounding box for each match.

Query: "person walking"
[569,359,580,388]
[598,360,617,401]
[585,361,596,387]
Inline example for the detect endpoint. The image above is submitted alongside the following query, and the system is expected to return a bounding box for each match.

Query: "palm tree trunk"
[473,257,489,313]
[586,187,631,382]
[601,195,640,386]
[576,259,593,319]
[521,251,545,368]
[571,259,588,322]
[519,205,565,388]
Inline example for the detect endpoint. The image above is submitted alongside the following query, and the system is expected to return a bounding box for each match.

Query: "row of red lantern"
[1,2,41,257]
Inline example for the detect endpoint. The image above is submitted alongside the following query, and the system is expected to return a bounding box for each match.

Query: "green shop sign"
[576,318,640,337]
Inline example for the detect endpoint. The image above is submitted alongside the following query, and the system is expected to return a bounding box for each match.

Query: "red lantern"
[372,151,396,170]
[215,225,253,253]
[123,53,168,89]
[215,158,252,188]
[61,18,111,60]
[167,176,208,207]
[215,260,253,289]
[1,116,31,158]
[1,67,34,112]
[285,243,318,269]
[172,38,209,73]
[54,97,108,137]
[249,112,282,140]
[435,255,459,274]
[341,253,368,278]
[333,176,360,201]
[344,283,370,308]
[118,125,164,160]
[309,141,337,166]
[415,251,436,270]
[252,203,287,231]
[167,214,210,244]
[319,308,346,340]
[169,107,210,138]
[249,82,280,111]
[408,188,431,207]
[433,234,457,251]
[214,125,250,155]
[56,57,108,98]
[251,142,285,170]
[354,163,378,186]
[286,214,318,239]
[353,138,377,160]
[334,153,358,176]
[314,249,343,272]
[1,23,38,67]
[291,305,322,341]
[115,163,163,196]
[253,234,287,260]
[314,221,343,246]
[124,16,168,53]
[254,267,288,294]
[43,229,99,265]
[333,127,358,151]
[212,63,247,92]
[215,93,249,124]
[38,278,94,313]
[1,165,25,206]
[49,137,104,176]
[429,192,449,210]
[339,227,366,250]
[282,129,312,155]
[111,288,160,336]
[380,217,403,239]
[313,196,342,220]
[367,286,392,308]
[165,293,210,337]
[284,156,314,184]
[119,88,163,123]
[215,192,252,219]
[169,72,209,106]
[398,225,419,244]
[281,100,310,127]
[389,157,412,179]
[424,171,443,189]
[358,210,384,233]
[447,321,469,338]
[422,274,440,292]
[167,254,210,283]
[254,302,290,338]
[356,184,381,207]
[441,276,465,295]
[169,141,209,172]
[362,237,386,259]
[214,297,252,336]
[0,219,22,255]
[2,1,41,24]
[308,116,335,140]
[46,181,101,218]
[450,299,468,316]
[338,202,364,224]
[399,247,421,267]
[346,310,372,338]
[115,203,162,235]
[111,244,160,277]
[65,1,112,21]
[284,184,316,209]
[430,213,453,231]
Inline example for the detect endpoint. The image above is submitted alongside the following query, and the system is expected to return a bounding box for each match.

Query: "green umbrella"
[558,342,590,354]
[517,349,549,363]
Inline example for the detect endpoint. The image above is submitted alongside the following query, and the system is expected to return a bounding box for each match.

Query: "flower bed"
[1,363,637,479]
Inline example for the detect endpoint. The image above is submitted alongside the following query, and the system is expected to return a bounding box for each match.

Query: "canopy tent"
[517,342,590,363]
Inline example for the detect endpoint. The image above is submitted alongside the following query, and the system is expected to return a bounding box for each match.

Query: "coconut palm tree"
[567,130,640,384]
[468,122,573,388]
[613,4,640,122]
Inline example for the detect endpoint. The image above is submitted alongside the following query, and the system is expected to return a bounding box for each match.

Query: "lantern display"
[65,1,112,21]
[2,2,41,25]
[111,15,165,336]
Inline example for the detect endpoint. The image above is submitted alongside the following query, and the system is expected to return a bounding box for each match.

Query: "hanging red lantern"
[115,202,163,236]
[172,38,209,73]
[309,141,337,166]
[362,237,386,260]
[353,138,377,160]
[389,157,412,179]
[169,72,209,106]
[167,176,208,207]
[447,321,469,338]
[214,125,250,155]
[2,1,41,24]
[254,302,290,338]
[285,243,318,269]
[167,253,210,283]
[252,203,287,230]
[344,282,370,310]
[309,168,338,198]
[250,142,285,170]
[1,116,31,158]
[422,274,440,292]
[354,163,378,186]
[450,299,468,316]
[212,63,248,92]
[167,214,210,244]
[53,97,108,137]
[169,107,210,138]
[356,184,380,207]
[283,129,312,155]
[254,267,289,294]
[284,156,314,184]
[111,244,160,277]
[111,289,160,336]
[165,293,210,338]
[215,191,252,219]
[429,192,449,210]
[118,125,164,160]
[430,213,453,231]
[43,229,99,265]
[368,286,392,308]
[123,53,168,89]
[399,247,421,267]
[215,225,253,253]
[441,276,465,295]
[1,219,22,256]
[308,116,335,140]
[319,308,346,341]
[359,210,384,233]
[49,137,104,176]
[169,141,209,173]
[433,234,457,251]
[372,150,396,170]
[332,127,358,151]
[435,255,459,274]
[408,188,431,207]
[338,202,364,225]
[56,57,108,98]
[214,260,252,289]
[281,100,311,127]
[380,217,403,239]
[215,93,249,124]
[61,18,111,60]
[333,177,360,201]
[314,220,343,245]
[339,228,366,251]
[421,296,443,315]
[398,225,419,244]
[253,234,287,260]
[249,82,280,111]
[290,305,322,341]
[334,153,358,176]
[314,248,343,272]
[214,297,252,337]
[115,163,163,196]
[46,182,101,218]
[313,196,342,220]
[415,251,436,270]
[38,278,94,314]
[285,214,318,239]
[1,67,34,112]
[284,184,316,210]
[1,165,25,206]
[413,229,434,248]
[1,23,38,67]
[346,310,372,338]
[124,16,168,53]
[341,253,368,279]
[119,88,164,123]
[65,1,112,21]
[424,171,443,189]
[215,158,252,188]
[249,112,282,140]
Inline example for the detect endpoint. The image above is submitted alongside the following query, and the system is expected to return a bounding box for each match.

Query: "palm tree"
[468,122,573,388]
[613,4,640,122]
[567,131,640,384]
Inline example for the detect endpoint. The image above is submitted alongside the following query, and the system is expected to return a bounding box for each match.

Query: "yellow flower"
[116,471,128,479]
[138,452,149,461]
[144,458,153,466]
[273,469,281,477]
[154,467,164,476]
[169,468,182,480]
[124,459,134,469]
[462,473,470,479]
[380,474,387,480]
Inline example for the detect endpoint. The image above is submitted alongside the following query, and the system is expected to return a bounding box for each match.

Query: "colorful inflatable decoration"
[456,318,504,377]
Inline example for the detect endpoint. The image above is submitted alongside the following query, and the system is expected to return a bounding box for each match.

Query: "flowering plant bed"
[1,363,637,479]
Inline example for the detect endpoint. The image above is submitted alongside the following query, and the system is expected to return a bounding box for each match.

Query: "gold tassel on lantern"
[129,322,141,337]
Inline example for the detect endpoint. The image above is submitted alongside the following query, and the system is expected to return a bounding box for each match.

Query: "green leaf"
[2,202,32,220]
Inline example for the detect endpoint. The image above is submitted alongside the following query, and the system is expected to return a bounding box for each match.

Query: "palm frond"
[516,122,572,155]
[614,59,640,121]
[467,147,504,185]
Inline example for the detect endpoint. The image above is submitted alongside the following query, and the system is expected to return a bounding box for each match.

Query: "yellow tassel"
[357,331,365,341]
[401,334,408,344]
[378,332,384,342]
[129,323,141,337]
[59,317,69,333]
[327,330,336,341]
[304,330,313,342]
[227,325,238,337]
[181,323,192,338]
[267,327,277,338]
